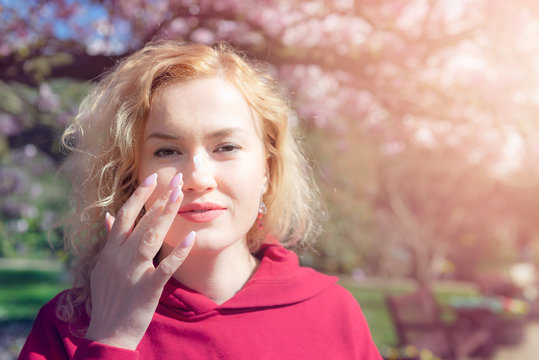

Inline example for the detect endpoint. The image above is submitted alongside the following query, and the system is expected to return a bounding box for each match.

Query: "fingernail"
[168,185,181,203]
[142,173,158,187]
[105,212,111,222]
[168,173,183,190]
[181,231,196,248]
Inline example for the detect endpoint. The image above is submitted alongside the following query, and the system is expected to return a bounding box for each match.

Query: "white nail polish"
[181,231,196,248]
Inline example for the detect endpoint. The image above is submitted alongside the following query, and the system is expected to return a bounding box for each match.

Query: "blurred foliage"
[2,0,539,282]
[0,79,90,258]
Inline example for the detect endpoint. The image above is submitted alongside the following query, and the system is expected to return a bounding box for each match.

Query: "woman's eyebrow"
[145,127,248,142]
[145,133,185,141]
[207,127,247,139]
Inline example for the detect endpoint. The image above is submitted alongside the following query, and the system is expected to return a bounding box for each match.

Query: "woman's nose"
[182,153,217,192]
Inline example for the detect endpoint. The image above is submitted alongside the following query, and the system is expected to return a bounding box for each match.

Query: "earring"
[257,199,267,230]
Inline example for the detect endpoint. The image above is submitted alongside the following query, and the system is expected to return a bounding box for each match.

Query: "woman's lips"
[178,202,226,223]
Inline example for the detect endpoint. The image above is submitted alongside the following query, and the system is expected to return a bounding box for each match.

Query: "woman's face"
[138,77,268,254]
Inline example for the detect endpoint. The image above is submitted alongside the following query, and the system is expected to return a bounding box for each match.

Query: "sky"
[0,0,129,54]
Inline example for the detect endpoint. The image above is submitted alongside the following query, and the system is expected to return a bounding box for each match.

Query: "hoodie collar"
[157,244,337,320]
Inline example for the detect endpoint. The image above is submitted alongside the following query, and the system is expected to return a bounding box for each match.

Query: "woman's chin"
[190,237,244,255]
[161,225,249,256]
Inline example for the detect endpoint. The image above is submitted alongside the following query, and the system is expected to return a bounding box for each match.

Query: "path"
[493,321,539,359]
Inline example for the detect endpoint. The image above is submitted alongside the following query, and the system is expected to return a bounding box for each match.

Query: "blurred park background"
[2,0,539,358]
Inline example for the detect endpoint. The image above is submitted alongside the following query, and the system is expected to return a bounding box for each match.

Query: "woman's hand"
[85,173,195,350]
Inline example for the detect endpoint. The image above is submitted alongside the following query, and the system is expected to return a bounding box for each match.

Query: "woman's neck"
[168,240,259,305]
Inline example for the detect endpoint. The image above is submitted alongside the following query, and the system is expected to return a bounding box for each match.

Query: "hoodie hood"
[157,244,337,321]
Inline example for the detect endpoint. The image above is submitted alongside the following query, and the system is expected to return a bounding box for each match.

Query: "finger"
[129,173,183,259]
[105,212,115,233]
[108,173,158,246]
[153,231,196,285]
[135,181,184,261]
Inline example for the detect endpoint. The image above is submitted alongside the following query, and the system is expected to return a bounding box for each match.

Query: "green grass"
[0,264,69,321]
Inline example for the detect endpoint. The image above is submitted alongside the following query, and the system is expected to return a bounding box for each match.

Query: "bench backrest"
[386,286,443,345]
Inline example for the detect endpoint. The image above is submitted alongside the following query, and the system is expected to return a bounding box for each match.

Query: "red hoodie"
[20,244,382,359]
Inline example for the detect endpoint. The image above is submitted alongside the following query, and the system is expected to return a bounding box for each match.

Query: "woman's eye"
[154,148,179,157]
[215,143,241,153]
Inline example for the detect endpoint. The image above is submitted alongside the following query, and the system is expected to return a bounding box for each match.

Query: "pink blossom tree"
[2,0,539,278]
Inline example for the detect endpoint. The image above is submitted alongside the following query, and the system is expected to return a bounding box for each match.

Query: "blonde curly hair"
[58,41,320,321]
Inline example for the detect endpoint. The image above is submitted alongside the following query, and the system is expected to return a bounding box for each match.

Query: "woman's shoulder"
[34,289,68,320]
[33,288,89,331]
[299,274,359,308]
[20,289,100,359]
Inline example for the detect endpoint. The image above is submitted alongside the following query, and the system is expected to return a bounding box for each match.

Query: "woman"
[20,41,381,359]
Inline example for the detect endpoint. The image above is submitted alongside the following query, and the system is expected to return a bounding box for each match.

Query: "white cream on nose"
[193,154,203,174]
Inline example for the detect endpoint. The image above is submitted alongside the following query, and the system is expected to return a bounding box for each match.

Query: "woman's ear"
[262,171,269,194]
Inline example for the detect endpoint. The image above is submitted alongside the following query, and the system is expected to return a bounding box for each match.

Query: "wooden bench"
[386,285,493,360]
